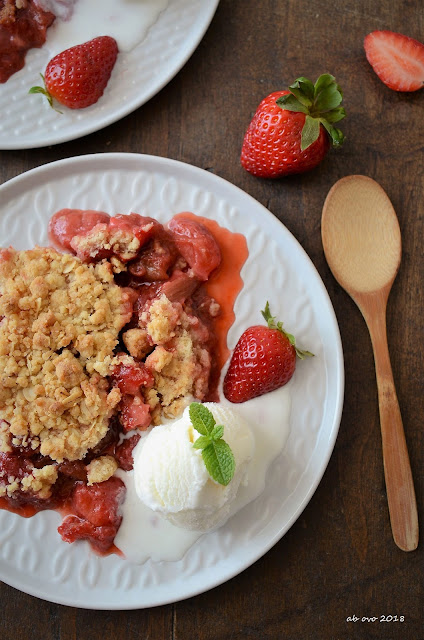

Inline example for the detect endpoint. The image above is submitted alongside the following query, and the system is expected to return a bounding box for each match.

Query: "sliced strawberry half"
[364,30,424,92]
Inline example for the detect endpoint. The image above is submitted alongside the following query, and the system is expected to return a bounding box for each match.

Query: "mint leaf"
[189,402,215,436]
[189,403,236,486]
[210,424,224,440]
[202,440,235,486]
[192,435,212,450]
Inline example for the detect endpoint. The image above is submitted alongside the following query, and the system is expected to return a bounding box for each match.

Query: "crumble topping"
[0,1,25,24]
[20,464,58,498]
[0,463,58,499]
[145,294,180,343]
[0,247,130,465]
[122,327,151,359]
[70,224,141,261]
[86,455,118,486]
[141,294,212,421]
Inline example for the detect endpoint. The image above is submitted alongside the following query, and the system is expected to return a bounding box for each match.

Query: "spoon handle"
[362,292,419,551]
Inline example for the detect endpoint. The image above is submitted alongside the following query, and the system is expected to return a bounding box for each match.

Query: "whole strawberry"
[241,74,346,177]
[223,303,313,403]
[29,36,118,109]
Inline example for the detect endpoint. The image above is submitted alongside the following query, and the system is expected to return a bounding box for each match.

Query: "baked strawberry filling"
[58,477,125,553]
[0,0,55,84]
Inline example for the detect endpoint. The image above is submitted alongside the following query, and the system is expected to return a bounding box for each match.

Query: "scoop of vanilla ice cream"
[133,403,254,532]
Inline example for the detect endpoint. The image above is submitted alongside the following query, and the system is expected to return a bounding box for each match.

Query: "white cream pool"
[44,0,169,56]
[115,386,292,563]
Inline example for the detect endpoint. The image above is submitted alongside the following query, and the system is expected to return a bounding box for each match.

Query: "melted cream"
[115,386,291,564]
[45,0,169,56]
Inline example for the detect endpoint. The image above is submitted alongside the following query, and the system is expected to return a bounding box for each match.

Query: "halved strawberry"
[364,31,424,92]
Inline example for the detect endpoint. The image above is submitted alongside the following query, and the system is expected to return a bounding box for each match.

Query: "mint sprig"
[276,74,346,150]
[190,403,235,486]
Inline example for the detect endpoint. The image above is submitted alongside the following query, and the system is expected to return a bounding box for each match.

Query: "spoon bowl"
[322,175,401,296]
[322,175,418,552]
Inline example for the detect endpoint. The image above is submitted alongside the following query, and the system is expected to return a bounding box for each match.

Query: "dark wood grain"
[0,1,423,639]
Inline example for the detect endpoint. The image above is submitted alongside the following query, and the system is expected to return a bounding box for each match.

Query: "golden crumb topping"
[20,465,58,499]
[122,327,151,359]
[142,294,212,422]
[70,224,146,262]
[86,455,118,486]
[0,463,58,500]
[145,294,180,343]
[0,247,130,463]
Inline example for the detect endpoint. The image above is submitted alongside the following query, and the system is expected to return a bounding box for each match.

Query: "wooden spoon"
[321,174,418,552]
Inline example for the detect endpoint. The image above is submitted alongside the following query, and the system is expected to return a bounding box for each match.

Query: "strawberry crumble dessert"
[0,0,56,83]
[0,209,247,553]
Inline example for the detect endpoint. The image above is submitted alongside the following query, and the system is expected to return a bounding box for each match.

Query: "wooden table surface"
[0,1,423,639]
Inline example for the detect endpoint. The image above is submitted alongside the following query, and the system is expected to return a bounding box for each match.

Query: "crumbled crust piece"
[0,0,17,24]
[145,332,207,412]
[142,294,212,421]
[144,294,180,343]
[0,420,12,453]
[86,455,118,486]
[110,256,127,274]
[0,0,27,23]
[0,247,128,464]
[0,463,58,500]
[143,387,161,425]
[144,345,173,373]
[20,465,58,498]
[122,327,152,359]
[70,223,154,262]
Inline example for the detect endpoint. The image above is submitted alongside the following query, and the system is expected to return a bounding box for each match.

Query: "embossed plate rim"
[0,153,344,608]
[0,0,220,150]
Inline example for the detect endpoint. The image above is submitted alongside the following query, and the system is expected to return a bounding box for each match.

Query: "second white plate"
[0,0,219,149]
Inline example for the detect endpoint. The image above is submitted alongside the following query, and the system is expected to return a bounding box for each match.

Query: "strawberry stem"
[276,74,346,150]
[260,302,314,359]
[29,74,62,114]
[261,301,275,328]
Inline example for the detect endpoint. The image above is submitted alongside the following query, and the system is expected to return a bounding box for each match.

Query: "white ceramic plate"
[0,154,344,609]
[0,0,219,150]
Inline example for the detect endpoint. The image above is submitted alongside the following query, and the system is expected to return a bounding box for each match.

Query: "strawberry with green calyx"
[29,36,118,110]
[241,74,346,178]
[223,302,313,403]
